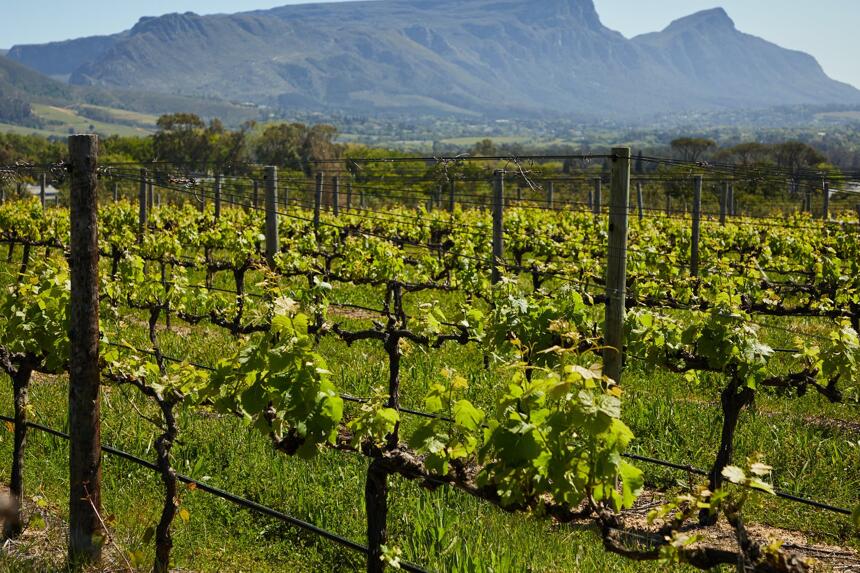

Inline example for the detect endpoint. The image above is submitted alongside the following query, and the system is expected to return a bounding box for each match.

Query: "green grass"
[0,243,857,572]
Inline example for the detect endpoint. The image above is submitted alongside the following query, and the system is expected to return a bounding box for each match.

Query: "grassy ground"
[0,240,857,572]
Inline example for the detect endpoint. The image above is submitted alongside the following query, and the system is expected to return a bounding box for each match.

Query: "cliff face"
[8,1,860,119]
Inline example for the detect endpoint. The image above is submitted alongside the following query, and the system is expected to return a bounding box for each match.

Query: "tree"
[299,124,342,175]
[772,141,826,175]
[472,139,497,157]
[254,123,306,170]
[208,120,254,173]
[670,138,716,162]
[152,113,211,171]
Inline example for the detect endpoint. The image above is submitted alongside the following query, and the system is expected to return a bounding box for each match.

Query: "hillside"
[0,54,263,134]
[7,0,860,120]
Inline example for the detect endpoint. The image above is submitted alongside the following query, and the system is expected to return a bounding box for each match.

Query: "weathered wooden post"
[265,167,279,267]
[40,173,47,209]
[636,180,644,222]
[492,171,505,285]
[822,180,830,221]
[448,180,456,212]
[728,183,735,217]
[214,174,222,219]
[691,175,702,276]
[332,175,340,216]
[720,181,728,226]
[314,172,323,232]
[593,178,602,215]
[604,147,630,386]
[112,181,118,203]
[346,180,353,212]
[546,181,554,210]
[138,168,148,238]
[67,134,104,567]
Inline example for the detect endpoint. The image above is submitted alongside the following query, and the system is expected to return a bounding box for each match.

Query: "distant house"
[24,183,60,199]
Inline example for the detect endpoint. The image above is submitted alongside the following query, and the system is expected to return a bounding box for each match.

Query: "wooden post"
[112,182,118,203]
[636,181,644,222]
[314,172,323,232]
[214,174,222,219]
[593,178,602,215]
[546,181,554,209]
[822,180,830,220]
[728,184,735,217]
[492,171,504,285]
[691,175,702,277]
[252,180,259,209]
[138,169,147,238]
[346,180,353,211]
[720,181,728,226]
[332,175,340,216]
[448,180,456,212]
[603,147,630,386]
[587,189,593,212]
[67,135,103,567]
[265,167,279,267]
[40,173,47,209]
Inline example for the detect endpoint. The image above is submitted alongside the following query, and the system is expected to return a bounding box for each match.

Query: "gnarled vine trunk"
[5,365,32,538]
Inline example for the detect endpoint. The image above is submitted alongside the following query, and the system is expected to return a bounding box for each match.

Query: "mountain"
[631,9,858,109]
[0,53,262,132]
[7,0,860,120]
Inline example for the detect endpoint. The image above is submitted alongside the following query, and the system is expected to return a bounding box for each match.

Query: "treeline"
[0,113,344,174]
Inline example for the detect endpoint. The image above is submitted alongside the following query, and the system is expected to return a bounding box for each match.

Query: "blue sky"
[3,0,858,88]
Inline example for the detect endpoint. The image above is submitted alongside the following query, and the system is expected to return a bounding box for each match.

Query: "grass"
[0,236,857,572]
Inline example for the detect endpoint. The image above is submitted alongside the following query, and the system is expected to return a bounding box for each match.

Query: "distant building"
[24,183,60,199]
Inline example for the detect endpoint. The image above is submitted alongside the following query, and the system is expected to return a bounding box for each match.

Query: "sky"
[2,0,858,88]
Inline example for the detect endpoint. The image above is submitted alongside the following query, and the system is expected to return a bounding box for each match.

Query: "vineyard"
[0,137,858,572]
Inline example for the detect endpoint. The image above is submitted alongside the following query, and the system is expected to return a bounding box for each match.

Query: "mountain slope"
[631,9,860,109]
[0,54,262,130]
[8,0,860,119]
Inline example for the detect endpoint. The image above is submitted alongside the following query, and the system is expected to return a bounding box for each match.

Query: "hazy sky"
[3,0,858,88]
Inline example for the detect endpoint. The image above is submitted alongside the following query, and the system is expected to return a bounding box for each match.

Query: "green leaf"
[619,461,644,509]
[453,400,484,432]
[721,466,746,485]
